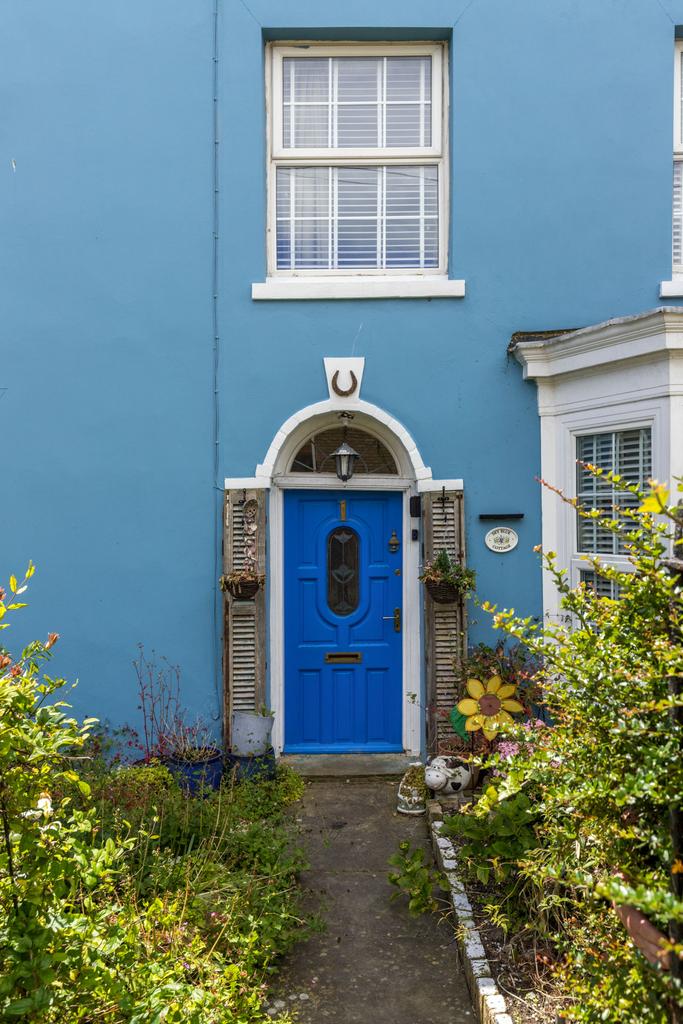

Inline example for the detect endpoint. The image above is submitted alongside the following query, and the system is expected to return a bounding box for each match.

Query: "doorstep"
[278,753,417,778]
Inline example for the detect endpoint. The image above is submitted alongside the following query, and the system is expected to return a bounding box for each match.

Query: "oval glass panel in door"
[327,527,360,616]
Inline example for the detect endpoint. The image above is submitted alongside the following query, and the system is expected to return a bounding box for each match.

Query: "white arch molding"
[224,383,463,756]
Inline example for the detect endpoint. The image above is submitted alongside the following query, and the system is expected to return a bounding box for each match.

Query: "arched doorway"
[265,402,424,755]
[223,373,465,759]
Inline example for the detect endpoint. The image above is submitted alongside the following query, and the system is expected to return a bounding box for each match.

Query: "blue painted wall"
[4,0,683,729]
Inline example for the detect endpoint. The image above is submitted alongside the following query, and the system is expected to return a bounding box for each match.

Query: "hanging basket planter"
[220,573,265,601]
[420,551,476,606]
[425,578,460,604]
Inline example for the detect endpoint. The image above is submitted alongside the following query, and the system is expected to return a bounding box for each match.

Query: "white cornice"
[513,307,683,381]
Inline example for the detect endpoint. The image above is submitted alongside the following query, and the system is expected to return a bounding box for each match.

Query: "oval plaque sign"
[485,526,518,553]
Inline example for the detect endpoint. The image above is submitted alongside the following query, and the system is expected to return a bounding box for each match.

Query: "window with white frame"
[673,41,683,274]
[268,44,447,275]
[574,426,652,597]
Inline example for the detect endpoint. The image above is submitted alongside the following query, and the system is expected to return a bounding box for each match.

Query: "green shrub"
[0,566,307,1022]
[444,475,683,1022]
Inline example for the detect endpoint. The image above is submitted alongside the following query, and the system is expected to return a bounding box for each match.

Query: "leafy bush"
[442,475,683,1022]
[388,841,443,916]
[0,566,307,1022]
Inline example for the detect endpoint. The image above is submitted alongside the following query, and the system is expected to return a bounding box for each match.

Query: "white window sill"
[659,278,683,297]
[251,276,466,301]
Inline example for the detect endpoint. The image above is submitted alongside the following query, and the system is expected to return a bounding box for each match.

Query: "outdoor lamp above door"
[333,441,359,482]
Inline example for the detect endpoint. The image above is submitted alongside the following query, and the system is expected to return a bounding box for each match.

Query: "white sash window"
[673,42,683,274]
[574,426,652,598]
[267,43,448,277]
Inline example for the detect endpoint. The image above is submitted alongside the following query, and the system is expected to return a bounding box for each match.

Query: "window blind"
[579,570,620,600]
[576,427,652,555]
[282,55,432,150]
[276,165,439,270]
[674,161,682,267]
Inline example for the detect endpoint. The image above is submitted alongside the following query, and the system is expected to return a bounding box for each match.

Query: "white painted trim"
[417,477,464,493]
[255,398,432,482]
[323,357,365,398]
[515,310,683,624]
[264,40,452,280]
[659,279,683,297]
[274,474,414,489]
[223,476,269,490]
[271,43,444,161]
[513,308,683,380]
[268,479,422,757]
[675,41,683,155]
[252,275,466,300]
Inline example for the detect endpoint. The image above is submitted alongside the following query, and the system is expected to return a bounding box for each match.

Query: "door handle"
[382,607,401,633]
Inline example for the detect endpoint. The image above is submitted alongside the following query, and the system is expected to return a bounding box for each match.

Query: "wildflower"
[457,675,525,742]
[45,632,59,649]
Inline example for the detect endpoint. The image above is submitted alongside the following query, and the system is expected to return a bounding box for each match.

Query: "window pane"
[385,166,438,267]
[337,103,379,148]
[580,570,620,600]
[282,55,432,150]
[337,167,378,267]
[576,427,652,555]
[276,165,438,270]
[336,57,379,102]
[673,162,683,266]
[328,528,360,616]
[290,427,398,474]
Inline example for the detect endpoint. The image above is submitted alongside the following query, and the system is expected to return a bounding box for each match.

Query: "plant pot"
[166,748,223,795]
[225,748,277,783]
[425,579,459,604]
[224,578,261,600]
[231,710,274,756]
[397,763,427,815]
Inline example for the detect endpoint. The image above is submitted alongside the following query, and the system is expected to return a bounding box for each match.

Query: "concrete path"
[270,778,474,1024]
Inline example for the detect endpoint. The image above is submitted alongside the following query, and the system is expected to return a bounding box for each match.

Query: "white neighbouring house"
[512,307,683,624]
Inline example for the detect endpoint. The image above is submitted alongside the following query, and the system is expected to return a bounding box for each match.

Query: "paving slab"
[271,778,474,1023]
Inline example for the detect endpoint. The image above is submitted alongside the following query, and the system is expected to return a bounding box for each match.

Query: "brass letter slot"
[325,651,363,664]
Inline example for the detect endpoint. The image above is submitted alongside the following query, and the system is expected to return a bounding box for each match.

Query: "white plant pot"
[231,711,274,756]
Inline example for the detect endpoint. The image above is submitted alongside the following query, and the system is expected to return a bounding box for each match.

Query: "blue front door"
[284,490,403,753]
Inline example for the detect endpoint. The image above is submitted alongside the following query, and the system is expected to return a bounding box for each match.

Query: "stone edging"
[428,799,514,1024]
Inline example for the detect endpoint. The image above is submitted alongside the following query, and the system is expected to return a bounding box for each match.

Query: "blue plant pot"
[166,748,224,795]
[225,748,277,783]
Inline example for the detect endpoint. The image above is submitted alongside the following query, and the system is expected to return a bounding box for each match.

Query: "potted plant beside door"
[162,718,224,794]
[419,550,476,604]
[220,567,265,601]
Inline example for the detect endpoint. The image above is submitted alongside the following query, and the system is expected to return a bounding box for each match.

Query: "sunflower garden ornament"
[456,675,524,742]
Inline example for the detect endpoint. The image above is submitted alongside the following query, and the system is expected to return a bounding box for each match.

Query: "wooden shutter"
[422,488,467,755]
[223,489,267,742]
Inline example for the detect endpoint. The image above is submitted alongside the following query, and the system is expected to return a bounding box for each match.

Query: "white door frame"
[225,393,463,758]
[269,473,421,755]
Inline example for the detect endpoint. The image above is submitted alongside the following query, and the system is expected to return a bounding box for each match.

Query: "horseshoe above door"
[331,370,358,397]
